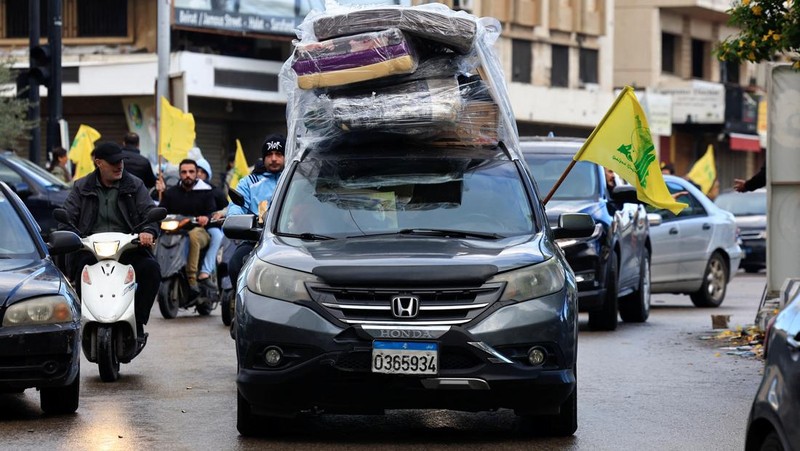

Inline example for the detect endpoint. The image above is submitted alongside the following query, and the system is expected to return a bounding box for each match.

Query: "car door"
[615,198,642,288]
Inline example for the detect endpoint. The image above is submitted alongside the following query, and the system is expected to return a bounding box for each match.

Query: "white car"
[647,175,743,307]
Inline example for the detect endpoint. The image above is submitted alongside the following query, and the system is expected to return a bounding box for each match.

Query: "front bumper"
[740,239,766,269]
[235,287,577,416]
[0,321,80,390]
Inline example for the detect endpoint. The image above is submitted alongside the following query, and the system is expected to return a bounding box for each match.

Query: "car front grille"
[306,282,505,326]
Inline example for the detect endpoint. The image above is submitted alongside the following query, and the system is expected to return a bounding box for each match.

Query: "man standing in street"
[158,159,218,299]
[121,132,157,189]
[58,142,161,351]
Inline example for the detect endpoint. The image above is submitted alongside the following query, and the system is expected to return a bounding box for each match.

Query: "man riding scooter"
[59,142,161,352]
[157,159,219,300]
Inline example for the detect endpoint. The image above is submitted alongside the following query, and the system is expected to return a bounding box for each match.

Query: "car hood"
[0,259,64,308]
[544,199,602,224]
[254,233,552,281]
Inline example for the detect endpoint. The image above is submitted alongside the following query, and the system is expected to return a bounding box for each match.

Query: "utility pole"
[27,0,41,164]
[46,0,63,160]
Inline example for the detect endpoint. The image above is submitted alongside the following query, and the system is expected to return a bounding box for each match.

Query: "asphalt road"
[0,271,768,450]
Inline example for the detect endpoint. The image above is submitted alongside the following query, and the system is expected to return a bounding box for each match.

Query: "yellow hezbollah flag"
[229,139,249,190]
[686,144,717,195]
[574,86,687,215]
[158,96,196,164]
[68,124,101,180]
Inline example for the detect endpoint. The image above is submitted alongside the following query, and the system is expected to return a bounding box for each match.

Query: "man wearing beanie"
[225,133,286,301]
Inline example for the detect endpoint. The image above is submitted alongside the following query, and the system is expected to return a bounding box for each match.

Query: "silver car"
[647,175,743,307]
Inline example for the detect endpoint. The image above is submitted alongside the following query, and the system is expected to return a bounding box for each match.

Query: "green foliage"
[715,0,800,68]
[0,60,34,150]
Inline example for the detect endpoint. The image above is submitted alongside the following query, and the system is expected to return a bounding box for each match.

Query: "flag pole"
[543,86,633,205]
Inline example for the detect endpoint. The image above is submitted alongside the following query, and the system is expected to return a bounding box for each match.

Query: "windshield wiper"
[349,228,503,240]
[277,232,336,241]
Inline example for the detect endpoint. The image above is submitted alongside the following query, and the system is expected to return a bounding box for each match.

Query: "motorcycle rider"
[59,142,161,351]
[226,133,286,291]
[195,158,228,286]
[157,158,218,299]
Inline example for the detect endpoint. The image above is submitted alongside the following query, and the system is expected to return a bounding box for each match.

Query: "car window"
[646,181,706,221]
[0,191,39,259]
[0,160,24,186]
[9,156,70,190]
[278,154,536,238]
[524,155,599,200]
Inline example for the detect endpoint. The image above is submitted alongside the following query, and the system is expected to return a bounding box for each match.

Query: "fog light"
[264,346,283,367]
[527,347,547,366]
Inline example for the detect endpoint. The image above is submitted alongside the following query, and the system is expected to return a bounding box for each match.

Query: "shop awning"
[729,133,761,152]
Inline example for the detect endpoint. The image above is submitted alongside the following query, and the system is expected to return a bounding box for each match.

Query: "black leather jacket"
[121,146,157,189]
[59,170,160,238]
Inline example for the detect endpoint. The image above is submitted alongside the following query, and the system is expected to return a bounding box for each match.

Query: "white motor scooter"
[54,208,166,382]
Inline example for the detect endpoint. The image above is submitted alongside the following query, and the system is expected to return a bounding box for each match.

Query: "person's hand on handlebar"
[196,215,209,227]
[138,231,155,247]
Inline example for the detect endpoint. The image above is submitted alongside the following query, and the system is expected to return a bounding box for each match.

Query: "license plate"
[371,341,438,375]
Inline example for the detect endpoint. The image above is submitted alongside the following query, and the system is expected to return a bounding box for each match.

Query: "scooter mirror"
[229,189,245,208]
[53,208,69,224]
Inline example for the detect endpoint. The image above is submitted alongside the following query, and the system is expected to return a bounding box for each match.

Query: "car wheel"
[517,366,577,436]
[619,248,651,323]
[40,372,79,415]
[757,430,784,451]
[158,277,180,319]
[690,252,728,308]
[744,266,761,274]
[589,251,618,331]
[221,289,234,326]
[97,326,121,382]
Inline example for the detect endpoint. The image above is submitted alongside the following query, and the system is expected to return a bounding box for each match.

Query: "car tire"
[619,248,651,323]
[743,266,761,274]
[158,277,180,319]
[221,289,234,326]
[97,326,121,382]
[589,251,618,331]
[517,366,577,436]
[40,372,79,415]
[757,430,783,451]
[690,252,728,308]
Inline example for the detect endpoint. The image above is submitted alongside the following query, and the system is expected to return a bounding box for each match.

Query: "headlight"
[93,240,120,258]
[2,296,75,326]
[556,223,602,249]
[161,220,181,231]
[489,257,566,302]
[245,262,321,301]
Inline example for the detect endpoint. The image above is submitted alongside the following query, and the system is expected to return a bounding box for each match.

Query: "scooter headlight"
[2,296,74,326]
[93,240,120,258]
[161,220,181,231]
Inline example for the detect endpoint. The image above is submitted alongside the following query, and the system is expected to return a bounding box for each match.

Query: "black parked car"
[520,136,652,330]
[746,287,800,451]
[714,188,767,273]
[0,181,83,414]
[0,151,71,238]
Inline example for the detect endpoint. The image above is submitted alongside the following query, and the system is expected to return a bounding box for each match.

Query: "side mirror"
[647,213,662,227]
[610,185,640,204]
[146,207,168,222]
[47,230,83,255]
[553,213,595,240]
[222,214,262,241]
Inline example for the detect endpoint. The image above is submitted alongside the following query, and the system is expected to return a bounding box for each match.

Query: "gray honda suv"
[224,139,594,437]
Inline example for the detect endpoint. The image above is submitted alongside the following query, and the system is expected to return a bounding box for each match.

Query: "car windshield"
[714,191,766,216]
[524,154,599,200]
[0,191,39,260]
[9,155,71,190]
[277,149,536,239]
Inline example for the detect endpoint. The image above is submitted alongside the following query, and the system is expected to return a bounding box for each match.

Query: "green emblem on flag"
[615,115,656,188]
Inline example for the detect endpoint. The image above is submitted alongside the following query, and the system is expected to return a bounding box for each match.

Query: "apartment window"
[579,48,598,85]
[722,61,740,85]
[511,39,532,83]
[551,44,569,88]
[691,39,707,79]
[2,0,129,40]
[661,33,677,74]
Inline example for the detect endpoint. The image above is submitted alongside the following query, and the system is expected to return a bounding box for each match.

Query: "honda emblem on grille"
[391,295,420,318]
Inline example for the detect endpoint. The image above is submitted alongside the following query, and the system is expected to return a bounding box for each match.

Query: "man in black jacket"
[734,163,766,192]
[158,158,218,298]
[59,142,161,348]
[121,132,157,189]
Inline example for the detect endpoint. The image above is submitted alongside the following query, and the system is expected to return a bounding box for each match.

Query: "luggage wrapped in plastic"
[291,28,419,90]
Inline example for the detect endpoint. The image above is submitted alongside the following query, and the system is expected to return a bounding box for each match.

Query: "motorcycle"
[156,215,224,319]
[53,207,167,382]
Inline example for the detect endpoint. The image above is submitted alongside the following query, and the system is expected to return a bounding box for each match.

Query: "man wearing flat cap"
[58,141,162,352]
